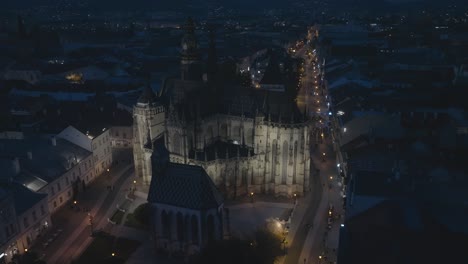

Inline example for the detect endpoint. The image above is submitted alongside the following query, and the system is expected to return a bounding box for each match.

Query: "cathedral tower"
[133,83,165,184]
[206,25,218,83]
[180,18,202,81]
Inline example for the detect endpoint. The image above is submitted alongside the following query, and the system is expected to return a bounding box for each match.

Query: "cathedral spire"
[180,17,201,81]
[303,105,307,122]
[278,106,282,123]
[17,15,26,39]
[206,24,217,82]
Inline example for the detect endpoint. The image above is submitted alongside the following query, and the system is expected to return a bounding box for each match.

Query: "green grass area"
[74,233,140,264]
[124,203,150,230]
[124,213,148,230]
[111,210,125,225]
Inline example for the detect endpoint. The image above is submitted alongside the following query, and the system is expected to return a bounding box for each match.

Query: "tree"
[195,227,283,264]
[133,203,150,226]
[14,251,47,264]
[254,228,283,264]
[195,239,261,264]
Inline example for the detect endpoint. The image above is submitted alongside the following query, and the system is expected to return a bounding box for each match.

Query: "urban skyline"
[0,1,467,264]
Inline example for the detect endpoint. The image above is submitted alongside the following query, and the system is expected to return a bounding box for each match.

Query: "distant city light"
[341,224,345,227]
[337,111,345,116]
[343,127,347,133]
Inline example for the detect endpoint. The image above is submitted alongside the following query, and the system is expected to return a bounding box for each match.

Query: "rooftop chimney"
[51,136,57,146]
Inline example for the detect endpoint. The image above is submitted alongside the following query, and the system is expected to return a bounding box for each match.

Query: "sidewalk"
[62,168,138,262]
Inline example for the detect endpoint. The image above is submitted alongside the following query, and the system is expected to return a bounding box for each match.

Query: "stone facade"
[134,107,312,197]
[165,114,312,197]
[133,100,165,185]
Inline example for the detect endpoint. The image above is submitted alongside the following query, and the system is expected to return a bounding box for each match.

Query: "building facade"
[57,125,113,180]
[0,184,51,264]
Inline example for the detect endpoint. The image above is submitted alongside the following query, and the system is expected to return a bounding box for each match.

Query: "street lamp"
[111,252,116,257]
[88,213,94,235]
[250,192,254,203]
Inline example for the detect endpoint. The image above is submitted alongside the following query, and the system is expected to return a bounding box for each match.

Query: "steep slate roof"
[10,183,47,215]
[148,163,223,210]
[0,137,91,183]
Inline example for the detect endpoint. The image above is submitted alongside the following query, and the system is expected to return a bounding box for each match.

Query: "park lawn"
[124,212,149,230]
[74,234,140,264]
[124,203,150,230]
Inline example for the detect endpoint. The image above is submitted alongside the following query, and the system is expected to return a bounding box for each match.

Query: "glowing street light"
[111,252,116,257]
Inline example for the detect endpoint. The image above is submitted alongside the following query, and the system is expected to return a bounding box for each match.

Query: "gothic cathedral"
[133,18,314,198]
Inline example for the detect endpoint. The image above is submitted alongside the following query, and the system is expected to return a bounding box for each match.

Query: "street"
[284,32,344,264]
[30,160,134,264]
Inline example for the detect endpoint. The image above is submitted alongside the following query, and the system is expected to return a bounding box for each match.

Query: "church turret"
[133,81,165,184]
[138,82,157,105]
[180,17,202,81]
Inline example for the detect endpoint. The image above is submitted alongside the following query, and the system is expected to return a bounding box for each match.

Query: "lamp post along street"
[88,213,94,236]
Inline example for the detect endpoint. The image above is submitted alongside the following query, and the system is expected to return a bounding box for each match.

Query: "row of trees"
[195,227,284,264]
